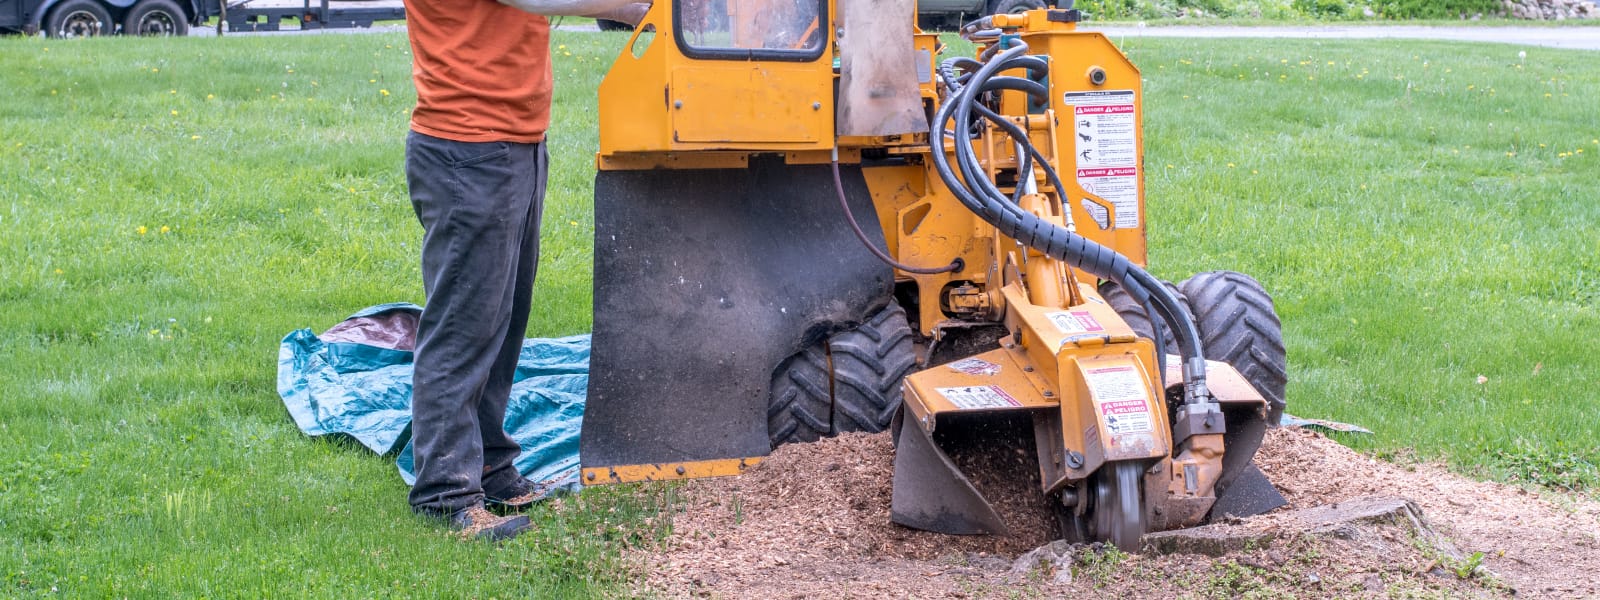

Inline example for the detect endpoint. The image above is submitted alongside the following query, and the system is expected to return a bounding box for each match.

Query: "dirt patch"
[628,428,1600,598]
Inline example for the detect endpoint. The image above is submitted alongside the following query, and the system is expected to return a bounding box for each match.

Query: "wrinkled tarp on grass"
[277,303,587,497]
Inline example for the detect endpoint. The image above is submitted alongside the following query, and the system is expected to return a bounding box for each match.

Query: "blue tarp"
[277,303,587,498]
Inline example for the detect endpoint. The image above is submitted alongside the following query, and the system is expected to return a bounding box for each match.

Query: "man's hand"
[496,0,650,23]
[588,2,649,25]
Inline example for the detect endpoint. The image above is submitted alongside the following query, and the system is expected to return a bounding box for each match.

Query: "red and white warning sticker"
[936,385,1022,410]
[1086,366,1152,435]
[1064,89,1140,229]
[1045,310,1105,334]
[947,357,1001,376]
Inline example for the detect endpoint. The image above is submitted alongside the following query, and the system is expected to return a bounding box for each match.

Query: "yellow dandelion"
[1226,163,1236,168]
[380,89,391,96]
[54,269,63,275]
[152,68,159,73]
[1279,59,1287,64]
[1166,164,1174,169]
[1251,169,1258,175]
[369,79,377,83]
[191,135,201,140]
[569,220,579,226]
[1506,151,1516,157]
[169,89,176,94]
[170,110,178,116]
[206,94,214,100]
[160,226,171,234]
[1578,149,1586,154]
[137,226,148,235]
[1540,143,1546,148]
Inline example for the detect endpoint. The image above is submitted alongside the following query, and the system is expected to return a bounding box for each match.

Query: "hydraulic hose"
[930,41,1213,406]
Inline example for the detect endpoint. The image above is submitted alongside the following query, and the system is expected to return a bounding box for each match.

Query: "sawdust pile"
[628,428,1600,599]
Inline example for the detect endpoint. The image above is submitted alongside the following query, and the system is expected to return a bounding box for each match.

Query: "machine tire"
[44,0,113,37]
[1098,279,1191,355]
[987,0,1044,15]
[1179,270,1287,424]
[595,18,633,31]
[123,0,188,36]
[768,304,916,447]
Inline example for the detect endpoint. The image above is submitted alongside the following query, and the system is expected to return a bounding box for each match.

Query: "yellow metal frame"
[582,457,764,484]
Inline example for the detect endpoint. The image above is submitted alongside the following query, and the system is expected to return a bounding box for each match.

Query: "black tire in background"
[768,304,916,448]
[45,0,113,37]
[123,0,188,36]
[595,18,632,31]
[986,0,1044,15]
[1178,270,1287,424]
[1098,279,1191,356]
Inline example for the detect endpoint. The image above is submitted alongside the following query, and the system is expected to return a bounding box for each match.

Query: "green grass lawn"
[1,29,1596,596]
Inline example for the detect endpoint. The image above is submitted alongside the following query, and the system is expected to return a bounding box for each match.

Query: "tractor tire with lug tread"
[768,304,916,448]
[1098,279,1191,356]
[1179,270,1287,425]
[45,0,113,37]
[123,0,188,36]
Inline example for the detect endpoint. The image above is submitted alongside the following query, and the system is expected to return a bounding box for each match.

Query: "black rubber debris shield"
[582,157,894,472]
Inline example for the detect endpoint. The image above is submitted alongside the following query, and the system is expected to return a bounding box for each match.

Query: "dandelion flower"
[380,89,391,96]
[191,135,201,140]
[1226,163,1235,168]
[160,226,170,234]
[1506,151,1516,157]
[206,94,214,100]
[54,269,63,275]
[170,110,179,116]
[137,226,148,235]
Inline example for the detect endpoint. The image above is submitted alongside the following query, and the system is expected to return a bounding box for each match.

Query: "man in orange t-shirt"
[402,0,645,541]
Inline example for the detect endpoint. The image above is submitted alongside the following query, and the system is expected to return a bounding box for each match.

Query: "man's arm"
[496,0,650,24]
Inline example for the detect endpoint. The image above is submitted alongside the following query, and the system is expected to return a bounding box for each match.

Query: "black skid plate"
[581,157,894,471]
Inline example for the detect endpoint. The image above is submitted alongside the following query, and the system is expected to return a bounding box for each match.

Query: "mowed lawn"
[0,28,1596,596]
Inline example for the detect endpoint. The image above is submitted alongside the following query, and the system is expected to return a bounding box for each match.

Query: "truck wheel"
[1098,279,1190,355]
[123,0,188,36]
[987,0,1044,15]
[595,19,632,31]
[768,304,916,447]
[1178,271,1287,424]
[45,0,113,37]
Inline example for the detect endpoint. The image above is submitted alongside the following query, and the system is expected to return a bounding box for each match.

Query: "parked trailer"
[0,0,402,37]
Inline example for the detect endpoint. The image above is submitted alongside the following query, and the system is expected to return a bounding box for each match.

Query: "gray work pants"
[404,131,547,514]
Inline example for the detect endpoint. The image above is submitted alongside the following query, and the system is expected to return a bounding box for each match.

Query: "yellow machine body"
[580,1,1282,549]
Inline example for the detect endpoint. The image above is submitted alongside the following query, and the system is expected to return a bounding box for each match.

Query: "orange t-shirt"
[405,0,554,143]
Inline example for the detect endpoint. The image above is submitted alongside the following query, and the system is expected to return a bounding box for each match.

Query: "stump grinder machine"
[578,0,1289,551]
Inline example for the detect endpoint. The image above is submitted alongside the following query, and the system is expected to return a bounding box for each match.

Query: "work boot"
[485,478,544,512]
[448,503,531,542]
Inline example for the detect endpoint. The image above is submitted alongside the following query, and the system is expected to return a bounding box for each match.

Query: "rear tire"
[987,0,1044,15]
[768,304,916,448]
[1178,271,1287,424]
[1098,279,1191,355]
[595,18,632,31]
[44,0,113,37]
[123,0,189,36]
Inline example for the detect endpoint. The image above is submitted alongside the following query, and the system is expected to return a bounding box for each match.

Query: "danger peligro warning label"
[1064,90,1140,230]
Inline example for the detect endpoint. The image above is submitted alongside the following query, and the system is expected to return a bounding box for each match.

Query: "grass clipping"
[627,429,1600,598]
